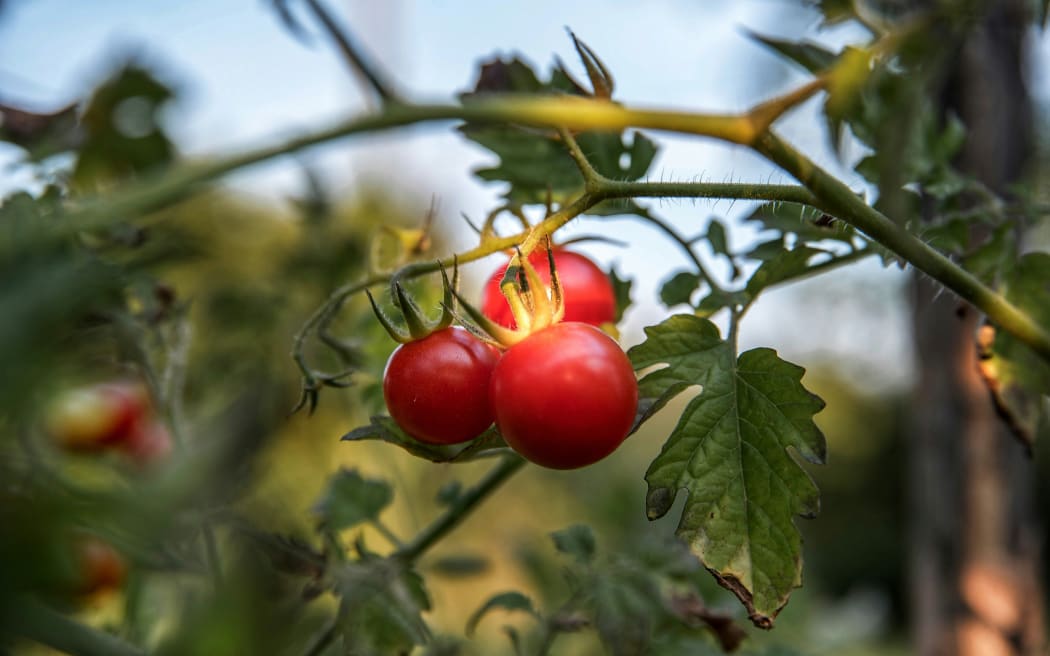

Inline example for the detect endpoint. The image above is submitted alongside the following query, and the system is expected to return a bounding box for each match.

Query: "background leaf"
[629,315,826,627]
[314,469,393,532]
[977,252,1050,449]
[465,591,538,636]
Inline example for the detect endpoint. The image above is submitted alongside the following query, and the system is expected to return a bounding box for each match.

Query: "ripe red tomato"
[122,421,173,467]
[482,249,616,328]
[383,327,501,445]
[74,536,127,597]
[490,322,637,469]
[46,382,150,452]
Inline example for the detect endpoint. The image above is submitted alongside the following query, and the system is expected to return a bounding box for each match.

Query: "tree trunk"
[909,3,1045,655]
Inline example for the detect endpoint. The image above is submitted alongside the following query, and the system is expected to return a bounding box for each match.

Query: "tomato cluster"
[381,249,637,469]
[46,380,172,467]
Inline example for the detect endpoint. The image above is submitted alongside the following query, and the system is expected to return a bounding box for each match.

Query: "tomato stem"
[394,455,525,563]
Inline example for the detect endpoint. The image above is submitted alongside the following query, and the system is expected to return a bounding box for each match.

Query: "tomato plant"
[490,322,637,469]
[383,326,501,444]
[482,248,615,328]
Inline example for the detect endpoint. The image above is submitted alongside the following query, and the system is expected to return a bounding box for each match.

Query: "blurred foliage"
[1,1,1049,655]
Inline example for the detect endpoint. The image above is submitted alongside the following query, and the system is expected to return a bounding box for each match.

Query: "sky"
[2,1,1047,393]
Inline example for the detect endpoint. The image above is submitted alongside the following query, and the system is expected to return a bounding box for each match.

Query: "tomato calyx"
[367,263,461,344]
[452,242,566,347]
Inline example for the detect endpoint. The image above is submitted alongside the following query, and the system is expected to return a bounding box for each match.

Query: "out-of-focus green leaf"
[811,0,855,26]
[659,270,701,308]
[978,252,1050,449]
[341,416,510,462]
[628,315,825,628]
[706,219,730,258]
[745,245,824,298]
[314,469,392,532]
[551,524,596,563]
[74,64,177,189]
[962,224,1015,284]
[608,267,633,323]
[465,591,538,636]
[335,558,431,655]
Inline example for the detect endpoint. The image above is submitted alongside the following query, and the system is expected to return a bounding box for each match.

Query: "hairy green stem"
[754,131,1050,361]
[394,455,525,562]
[14,600,146,656]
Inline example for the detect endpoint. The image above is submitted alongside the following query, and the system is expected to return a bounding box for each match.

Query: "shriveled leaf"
[342,416,510,463]
[314,469,392,532]
[568,30,614,98]
[628,315,826,627]
[977,252,1050,449]
[660,271,701,308]
[748,32,837,74]
[465,591,538,636]
[551,524,596,563]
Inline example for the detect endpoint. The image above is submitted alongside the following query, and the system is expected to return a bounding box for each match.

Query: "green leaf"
[962,224,1016,284]
[748,32,837,74]
[465,591,538,636]
[745,246,823,298]
[551,524,597,563]
[460,56,656,209]
[314,469,392,532]
[659,271,701,308]
[608,267,633,323]
[74,64,176,189]
[342,416,511,463]
[706,219,730,257]
[628,315,826,627]
[334,559,431,655]
[978,252,1050,449]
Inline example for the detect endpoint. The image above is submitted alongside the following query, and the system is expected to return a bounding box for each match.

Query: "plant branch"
[14,600,146,656]
[636,211,728,296]
[753,130,1050,361]
[302,0,401,104]
[596,179,818,205]
[394,455,525,562]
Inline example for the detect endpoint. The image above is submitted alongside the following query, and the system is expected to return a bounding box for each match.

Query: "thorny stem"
[394,455,525,563]
[57,76,1048,370]
[753,130,1050,361]
[636,211,728,297]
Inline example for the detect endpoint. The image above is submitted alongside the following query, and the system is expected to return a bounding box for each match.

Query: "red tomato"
[74,536,127,597]
[46,382,150,452]
[383,327,501,445]
[122,421,173,467]
[482,249,616,328]
[490,322,637,469]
